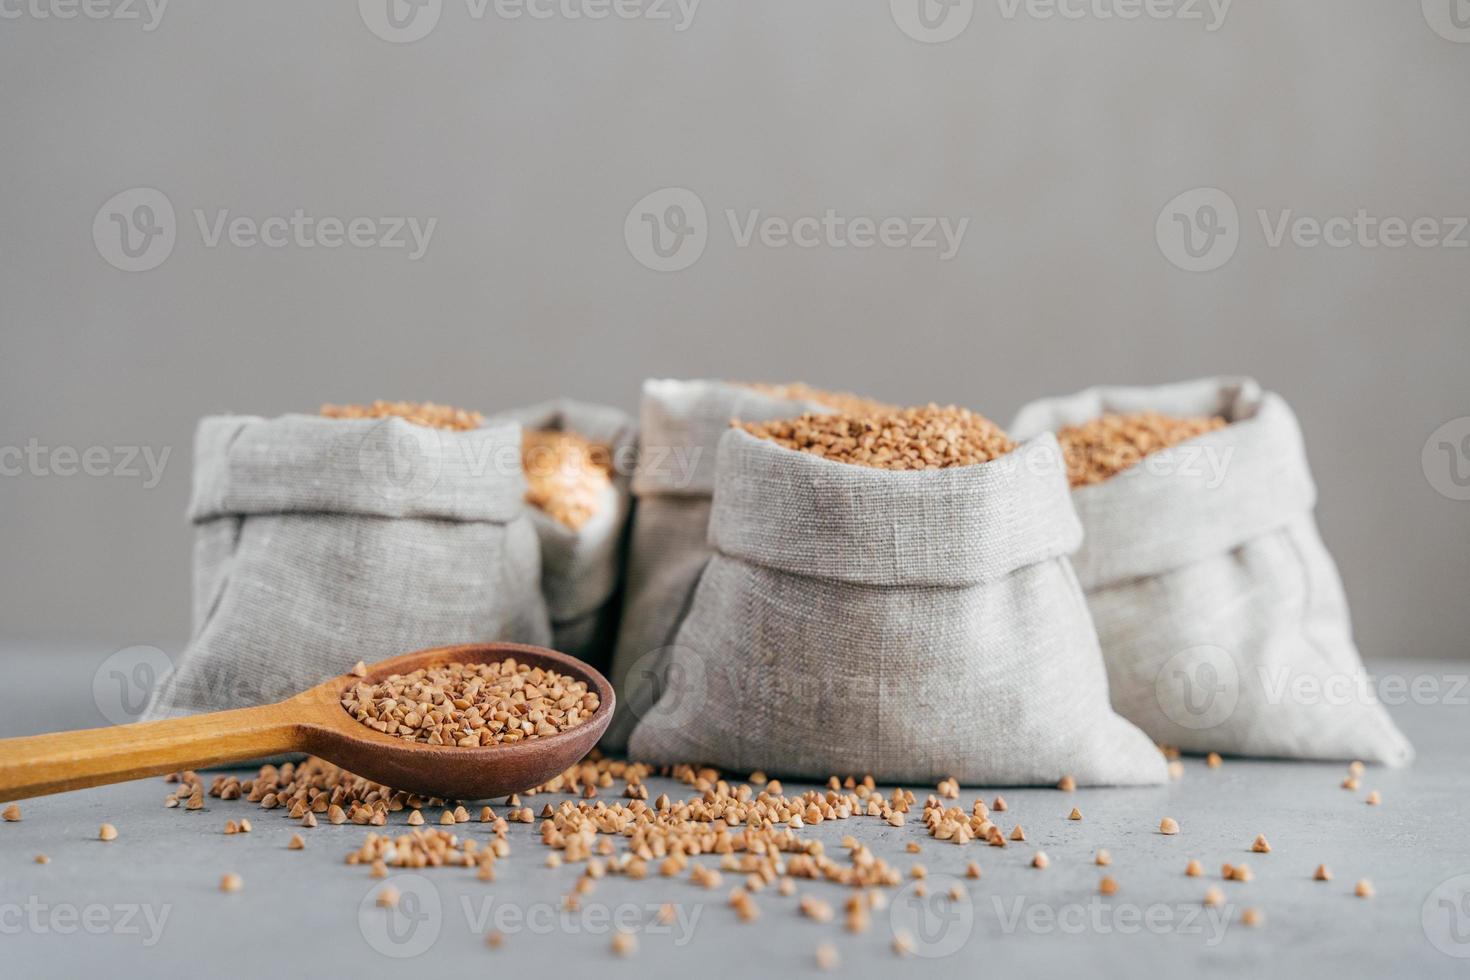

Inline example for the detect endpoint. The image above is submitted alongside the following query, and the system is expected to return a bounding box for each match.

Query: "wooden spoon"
[0,642,614,803]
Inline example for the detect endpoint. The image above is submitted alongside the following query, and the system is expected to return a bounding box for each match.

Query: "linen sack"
[496,399,638,669]
[603,379,855,750]
[146,414,551,720]
[1009,377,1413,765]
[626,427,1167,785]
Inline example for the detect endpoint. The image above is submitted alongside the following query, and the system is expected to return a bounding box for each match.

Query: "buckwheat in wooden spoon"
[0,642,614,803]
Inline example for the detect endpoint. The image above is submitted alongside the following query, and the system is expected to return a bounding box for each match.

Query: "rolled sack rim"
[706,426,1082,588]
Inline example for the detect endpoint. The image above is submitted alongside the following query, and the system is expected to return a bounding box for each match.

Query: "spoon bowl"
[0,642,614,803]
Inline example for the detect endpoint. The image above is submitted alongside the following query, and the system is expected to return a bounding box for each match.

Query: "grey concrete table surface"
[2,644,1468,979]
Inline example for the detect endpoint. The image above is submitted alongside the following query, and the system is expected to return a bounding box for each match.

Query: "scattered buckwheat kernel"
[1355,879,1374,898]
[1206,752,1222,768]
[1099,876,1118,895]
[906,842,921,854]
[1159,817,1180,835]
[892,930,914,956]
[34,854,49,864]
[1222,863,1235,880]
[1252,835,1271,853]
[1057,775,1076,792]
[948,883,965,901]
[239,819,251,833]
[224,820,239,835]
[611,931,637,957]
[377,886,400,908]
[485,931,505,950]
[1010,825,1026,842]
[815,944,840,971]
[1349,760,1365,776]
[99,823,118,841]
[1231,864,1253,883]
[371,860,387,879]
[910,864,927,879]
[1203,887,1225,908]
[1242,907,1264,927]
[1095,850,1112,867]
[993,796,1008,812]
[966,861,982,878]
[1366,791,1381,805]
[350,660,367,677]
[288,834,305,850]
[1032,852,1050,869]
[1186,860,1204,877]
[1315,864,1332,881]
[1069,808,1083,821]
[3,804,20,822]
[407,810,424,826]
[1168,761,1185,780]
[220,873,242,893]
[1342,777,1360,790]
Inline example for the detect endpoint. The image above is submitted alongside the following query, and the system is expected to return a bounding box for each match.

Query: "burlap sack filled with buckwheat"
[1009,377,1413,766]
[602,379,884,750]
[145,414,550,720]
[626,426,1166,785]
[495,399,638,670]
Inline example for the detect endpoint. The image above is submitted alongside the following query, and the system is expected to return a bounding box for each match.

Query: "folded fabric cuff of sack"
[188,414,530,523]
[631,378,836,499]
[706,427,1083,588]
[1011,378,1319,589]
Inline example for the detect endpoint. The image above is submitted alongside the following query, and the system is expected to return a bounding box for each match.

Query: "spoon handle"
[0,702,307,802]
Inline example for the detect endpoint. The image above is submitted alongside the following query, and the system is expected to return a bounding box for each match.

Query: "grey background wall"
[0,0,1466,661]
